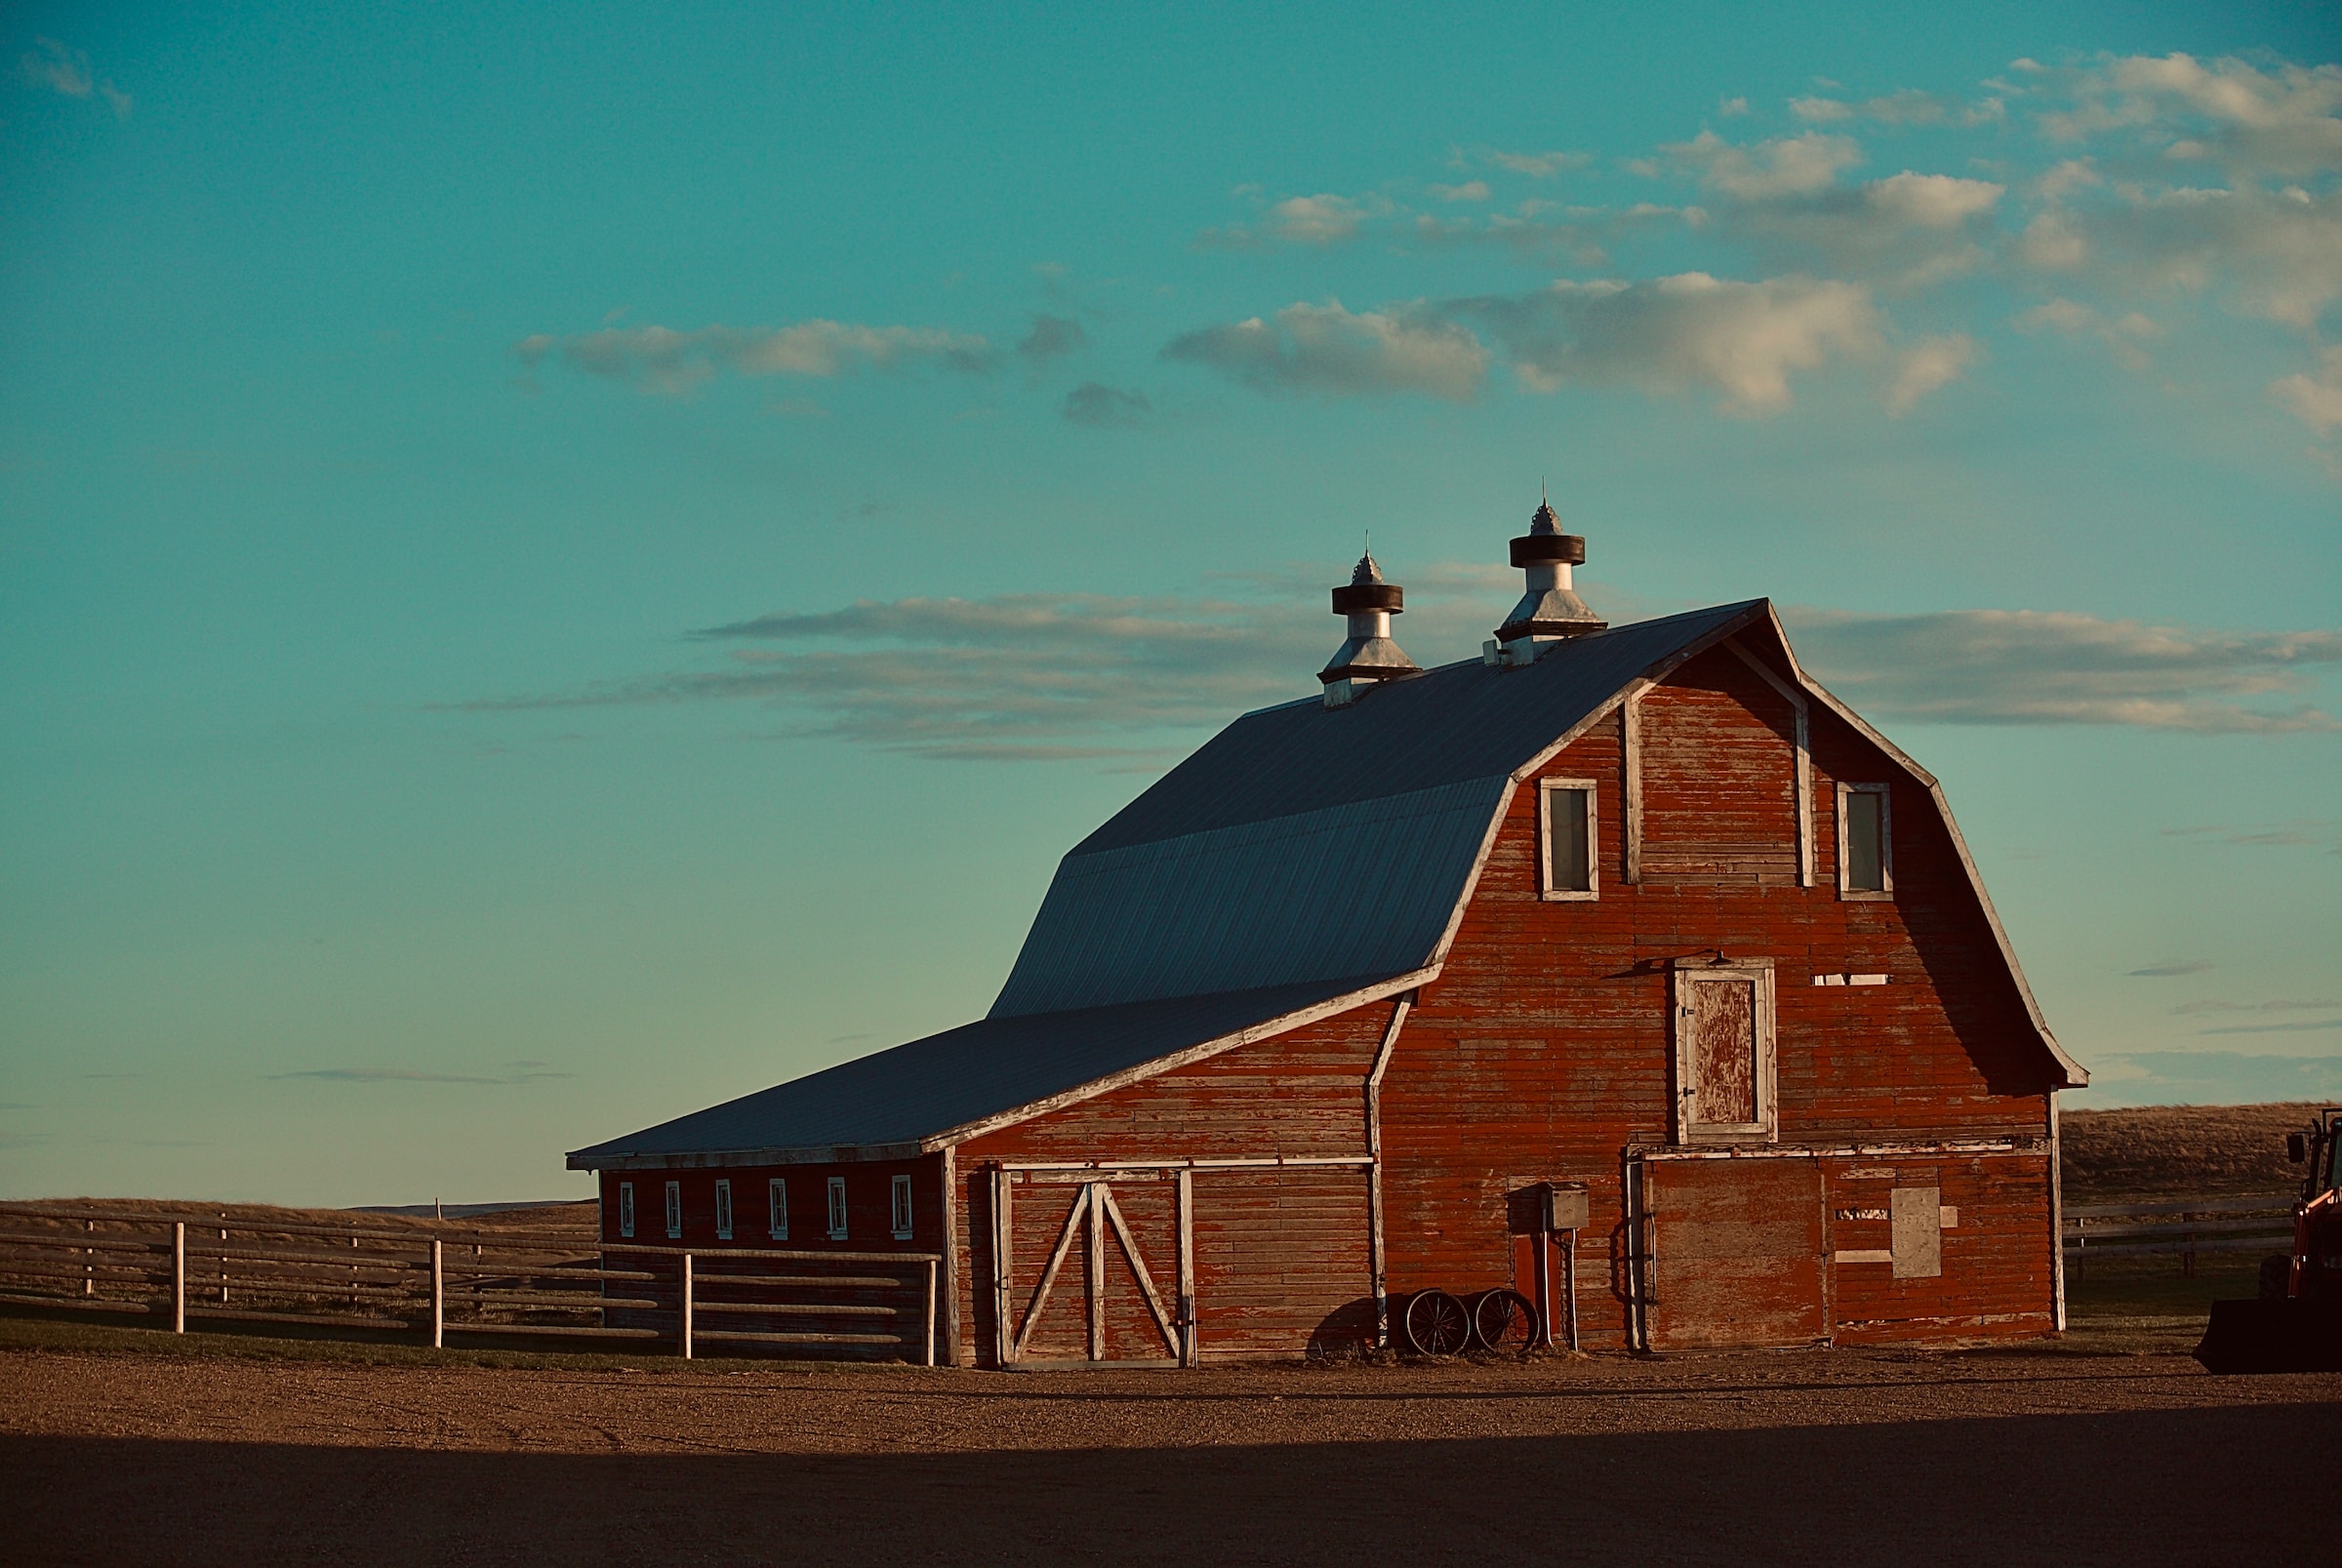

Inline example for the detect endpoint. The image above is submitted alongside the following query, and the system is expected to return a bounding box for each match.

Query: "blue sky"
[3,3,2336,1205]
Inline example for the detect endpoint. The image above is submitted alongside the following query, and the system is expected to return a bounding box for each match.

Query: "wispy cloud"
[2162,821,2331,848]
[1161,300,1489,401]
[1480,149,1594,178]
[20,38,130,118]
[1667,131,1864,200]
[2199,1017,2342,1035]
[1016,314,1087,366]
[1787,608,2342,731]
[1062,382,1151,427]
[2128,959,2216,977]
[2174,998,2338,1015]
[1790,90,2001,128]
[268,1065,576,1085]
[1195,191,1397,248]
[455,577,2342,761]
[512,321,999,396]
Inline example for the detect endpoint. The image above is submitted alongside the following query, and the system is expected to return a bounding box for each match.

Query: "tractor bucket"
[2194,1298,2342,1375]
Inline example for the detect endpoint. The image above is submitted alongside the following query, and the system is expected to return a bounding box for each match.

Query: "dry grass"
[2060,1101,2327,1205]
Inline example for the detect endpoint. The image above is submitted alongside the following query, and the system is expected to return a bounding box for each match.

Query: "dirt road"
[6,1343,2333,1566]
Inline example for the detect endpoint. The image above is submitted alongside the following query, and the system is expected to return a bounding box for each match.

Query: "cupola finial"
[1488,492,1605,663]
[1320,548,1419,707]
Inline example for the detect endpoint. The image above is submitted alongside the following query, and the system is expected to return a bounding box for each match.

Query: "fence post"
[172,1222,185,1334]
[431,1238,444,1349]
[680,1253,694,1360]
[924,1258,938,1368]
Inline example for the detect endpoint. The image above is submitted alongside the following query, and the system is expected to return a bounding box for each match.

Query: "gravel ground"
[5,1338,2335,1566]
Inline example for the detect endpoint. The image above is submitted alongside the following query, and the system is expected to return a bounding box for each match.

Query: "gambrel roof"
[569,599,2080,1172]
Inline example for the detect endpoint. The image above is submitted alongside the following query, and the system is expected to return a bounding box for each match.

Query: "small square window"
[1539,778,1598,901]
[827,1176,848,1240]
[665,1180,683,1240]
[768,1178,788,1240]
[714,1179,734,1240]
[1838,783,1893,900]
[617,1182,635,1239]
[890,1174,914,1240]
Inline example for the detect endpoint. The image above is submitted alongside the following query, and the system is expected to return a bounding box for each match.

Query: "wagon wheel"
[1472,1288,1538,1354]
[1402,1290,1471,1357]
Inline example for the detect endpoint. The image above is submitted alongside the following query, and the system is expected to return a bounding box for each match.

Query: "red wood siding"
[1382,639,2057,1350]
[954,1007,1387,1366]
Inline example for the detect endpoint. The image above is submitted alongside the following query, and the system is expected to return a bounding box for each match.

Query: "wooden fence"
[0,1202,941,1362]
[2062,1193,2297,1277]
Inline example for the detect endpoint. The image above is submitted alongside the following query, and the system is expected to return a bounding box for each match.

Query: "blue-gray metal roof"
[565,973,1410,1168]
[991,601,1763,1017]
[570,600,1768,1164]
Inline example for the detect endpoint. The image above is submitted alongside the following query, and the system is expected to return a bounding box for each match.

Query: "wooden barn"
[568,501,2087,1365]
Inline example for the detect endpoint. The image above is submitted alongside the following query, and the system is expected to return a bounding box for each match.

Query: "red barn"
[569,503,2087,1365]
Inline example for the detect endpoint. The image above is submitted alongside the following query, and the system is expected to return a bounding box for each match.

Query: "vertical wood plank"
[924,1258,938,1367]
[938,1146,961,1367]
[1621,691,1643,884]
[430,1238,444,1349]
[1177,1168,1195,1368]
[990,1166,1013,1367]
[679,1252,693,1360]
[171,1222,184,1334]
[1085,1181,1106,1362]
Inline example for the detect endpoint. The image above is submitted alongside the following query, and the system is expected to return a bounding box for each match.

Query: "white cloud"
[1161,300,1489,401]
[2024,184,2342,330]
[1787,607,2342,732]
[2271,343,2342,435]
[512,320,999,395]
[1667,130,1864,199]
[1717,97,1750,119]
[1885,334,1978,415]
[1428,181,1491,203]
[1865,171,2003,227]
[2042,53,2342,178]
[2014,298,2161,371]
[20,37,129,117]
[1196,191,1397,248]
[1792,90,2001,128]
[1451,272,1881,413]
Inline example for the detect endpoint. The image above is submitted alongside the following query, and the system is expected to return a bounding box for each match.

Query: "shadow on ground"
[17,1401,2332,1567]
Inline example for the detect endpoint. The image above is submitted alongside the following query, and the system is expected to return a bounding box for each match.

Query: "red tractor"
[2195,1106,2342,1374]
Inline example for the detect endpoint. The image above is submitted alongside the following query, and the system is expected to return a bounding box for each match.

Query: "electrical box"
[1507,1182,1590,1233]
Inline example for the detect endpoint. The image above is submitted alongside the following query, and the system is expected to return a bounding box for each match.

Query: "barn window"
[1539,778,1598,901]
[1837,783,1892,899]
[665,1180,683,1239]
[714,1179,734,1240]
[768,1178,788,1240]
[618,1182,635,1238]
[827,1176,849,1240]
[890,1174,914,1240]
[1671,961,1777,1145]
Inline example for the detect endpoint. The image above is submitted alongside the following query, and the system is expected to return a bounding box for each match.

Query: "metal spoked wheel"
[1402,1289,1472,1357]
[1472,1288,1539,1354]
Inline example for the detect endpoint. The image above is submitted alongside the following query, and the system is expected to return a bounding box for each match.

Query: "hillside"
[2059,1102,2326,1205]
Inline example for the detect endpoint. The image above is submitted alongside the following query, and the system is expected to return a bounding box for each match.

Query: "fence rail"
[0,1202,941,1362]
[2062,1191,2296,1272]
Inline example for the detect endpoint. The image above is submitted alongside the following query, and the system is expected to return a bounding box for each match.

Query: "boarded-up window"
[1838,783,1891,898]
[1890,1186,1942,1277]
[1540,778,1597,900]
[768,1178,788,1240]
[1672,963,1777,1144]
[714,1179,734,1240]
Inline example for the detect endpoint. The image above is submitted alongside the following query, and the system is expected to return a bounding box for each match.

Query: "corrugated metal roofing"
[992,602,1763,1017]
[565,973,1410,1167]
[571,601,1771,1164]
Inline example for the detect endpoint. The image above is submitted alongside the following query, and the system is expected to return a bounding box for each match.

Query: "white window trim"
[768,1178,788,1241]
[618,1182,635,1239]
[1670,959,1778,1146]
[890,1173,914,1241]
[713,1179,733,1240]
[1837,782,1894,901]
[1537,776,1600,902]
[827,1176,848,1241]
[665,1180,683,1240]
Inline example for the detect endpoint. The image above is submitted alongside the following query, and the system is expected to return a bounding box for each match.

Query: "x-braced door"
[992,1173,1191,1368]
